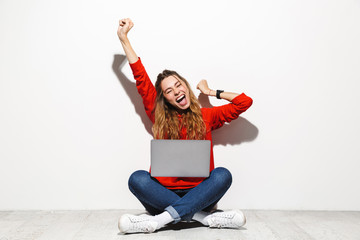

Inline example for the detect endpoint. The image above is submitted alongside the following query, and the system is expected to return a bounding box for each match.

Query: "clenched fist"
[117,18,134,42]
[197,79,212,95]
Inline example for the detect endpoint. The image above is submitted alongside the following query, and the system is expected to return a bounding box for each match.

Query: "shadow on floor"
[160,221,205,231]
[117,221,247,236]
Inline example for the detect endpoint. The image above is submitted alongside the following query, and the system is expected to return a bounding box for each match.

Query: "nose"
[174,88,180,95]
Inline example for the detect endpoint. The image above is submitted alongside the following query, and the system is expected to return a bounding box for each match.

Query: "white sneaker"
[207,210,246,229]
[118,214,158,234]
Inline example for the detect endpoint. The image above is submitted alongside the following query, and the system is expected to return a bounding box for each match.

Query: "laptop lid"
[150,139,211,177]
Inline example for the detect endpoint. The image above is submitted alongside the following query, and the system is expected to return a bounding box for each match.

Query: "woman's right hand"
[117,18,134,42]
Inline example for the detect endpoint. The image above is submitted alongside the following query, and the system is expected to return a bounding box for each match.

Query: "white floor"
[0,210,359,240]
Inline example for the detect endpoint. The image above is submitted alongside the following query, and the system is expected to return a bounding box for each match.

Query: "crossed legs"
[118,167,247,233]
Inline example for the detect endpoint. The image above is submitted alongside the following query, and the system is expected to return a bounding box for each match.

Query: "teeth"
[176,95,185,102]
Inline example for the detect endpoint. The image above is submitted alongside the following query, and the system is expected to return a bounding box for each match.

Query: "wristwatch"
[216,90,224,99]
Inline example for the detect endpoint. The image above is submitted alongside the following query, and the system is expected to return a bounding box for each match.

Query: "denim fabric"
[128,167,232,223]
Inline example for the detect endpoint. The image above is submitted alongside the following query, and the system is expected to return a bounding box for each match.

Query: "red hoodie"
[130,58,253,189]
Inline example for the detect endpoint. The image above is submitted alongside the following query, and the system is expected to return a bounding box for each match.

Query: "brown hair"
[152,70,206,139]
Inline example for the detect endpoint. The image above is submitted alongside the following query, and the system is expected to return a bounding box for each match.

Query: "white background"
[0,0,359,210]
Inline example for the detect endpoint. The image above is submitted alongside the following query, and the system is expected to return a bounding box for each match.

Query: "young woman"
[117,18,253,234]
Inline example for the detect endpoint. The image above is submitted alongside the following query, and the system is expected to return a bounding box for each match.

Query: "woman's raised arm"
[117,18,139,64]
[197,80,253,130]
[197,79,240,101]
[117,18,156,122]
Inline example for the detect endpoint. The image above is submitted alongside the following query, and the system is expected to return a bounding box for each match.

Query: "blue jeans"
[128,167,232,223]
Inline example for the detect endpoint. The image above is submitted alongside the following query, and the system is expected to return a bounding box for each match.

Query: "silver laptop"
[150,140,211,177]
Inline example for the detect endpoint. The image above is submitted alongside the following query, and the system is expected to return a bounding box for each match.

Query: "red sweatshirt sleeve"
[209,93,253,130]
[129,58,156,123]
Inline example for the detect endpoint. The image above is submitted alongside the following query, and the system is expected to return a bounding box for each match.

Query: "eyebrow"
[164,80,180,93]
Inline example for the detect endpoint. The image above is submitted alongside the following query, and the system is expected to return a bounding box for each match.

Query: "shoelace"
[210,212,237,228]
[128,216,153,232]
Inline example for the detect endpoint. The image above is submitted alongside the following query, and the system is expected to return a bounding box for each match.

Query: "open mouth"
[176,94,185,103]
[175,94,188,107]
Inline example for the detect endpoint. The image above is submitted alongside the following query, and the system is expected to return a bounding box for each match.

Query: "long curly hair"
[152,70,206,140]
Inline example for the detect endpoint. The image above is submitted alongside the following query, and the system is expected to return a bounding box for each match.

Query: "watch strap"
[216,90,224,99]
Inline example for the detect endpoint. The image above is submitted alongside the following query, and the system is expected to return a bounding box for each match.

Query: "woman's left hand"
[197,79,212,95]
